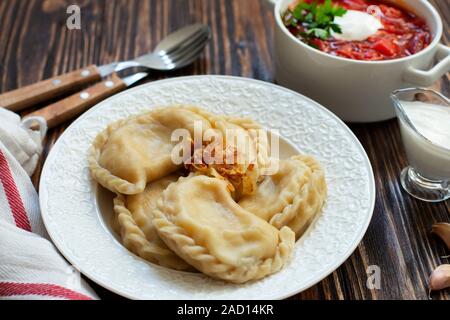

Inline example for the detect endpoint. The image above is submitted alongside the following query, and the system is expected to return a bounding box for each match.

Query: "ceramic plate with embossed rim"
[39,75,375,300]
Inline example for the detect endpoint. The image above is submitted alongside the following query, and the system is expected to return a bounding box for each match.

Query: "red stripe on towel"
[0,150,32,232]
[0,282,93,300]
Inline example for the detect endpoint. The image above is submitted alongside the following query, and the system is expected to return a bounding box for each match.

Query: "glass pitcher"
[391,88,450,202]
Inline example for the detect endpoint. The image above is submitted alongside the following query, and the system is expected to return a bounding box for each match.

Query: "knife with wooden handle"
[25,72,147,129]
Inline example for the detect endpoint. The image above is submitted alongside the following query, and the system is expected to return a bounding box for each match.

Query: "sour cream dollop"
[332,10,383,41]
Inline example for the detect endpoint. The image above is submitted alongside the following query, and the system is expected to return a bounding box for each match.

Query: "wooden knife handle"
[0,65,101,112]
[26,74,126,129]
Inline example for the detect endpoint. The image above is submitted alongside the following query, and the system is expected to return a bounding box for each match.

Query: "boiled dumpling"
[239,155,327,239]
[89,107,212,194]
[238,156,311,222]
[183,107,269,199]
[153,174,295,283]
[220,114,271,177]
[113,174,192,270]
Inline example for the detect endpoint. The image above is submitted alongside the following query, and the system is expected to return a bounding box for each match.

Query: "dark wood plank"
[0,0,448,300]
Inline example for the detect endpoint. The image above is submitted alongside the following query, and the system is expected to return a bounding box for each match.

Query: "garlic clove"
[431,223,450,251]
[429,264,450,292]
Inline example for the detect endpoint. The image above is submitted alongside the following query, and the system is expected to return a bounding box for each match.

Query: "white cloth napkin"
[0,108,98,300]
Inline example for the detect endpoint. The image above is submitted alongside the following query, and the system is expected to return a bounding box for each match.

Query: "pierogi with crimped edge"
[153,174,295,283]
[183,107,269,199]
[88,105,327,283]
[113,174,192,270]
[239,155,327,239]
[88,107,212,195]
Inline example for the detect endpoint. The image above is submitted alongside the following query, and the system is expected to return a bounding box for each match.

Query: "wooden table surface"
[1,0,449,300]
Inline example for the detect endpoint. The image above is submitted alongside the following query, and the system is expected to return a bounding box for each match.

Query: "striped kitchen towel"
[0,108,98,300]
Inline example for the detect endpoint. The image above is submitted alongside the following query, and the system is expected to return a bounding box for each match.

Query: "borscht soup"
[282,0,432,61]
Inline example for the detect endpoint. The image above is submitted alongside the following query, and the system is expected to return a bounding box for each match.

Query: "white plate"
[40,76,375,300]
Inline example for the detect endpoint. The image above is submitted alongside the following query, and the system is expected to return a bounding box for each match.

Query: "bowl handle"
[403,44,450,87]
